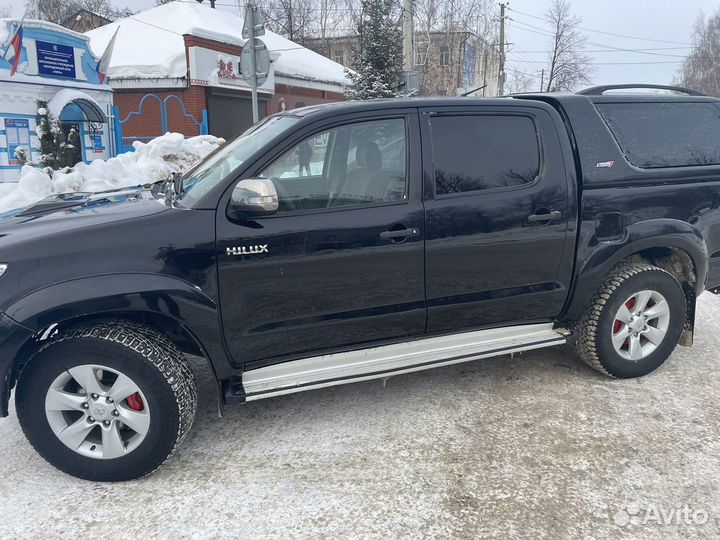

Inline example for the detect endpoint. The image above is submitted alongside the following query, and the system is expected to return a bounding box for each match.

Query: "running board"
[242,323,567,401]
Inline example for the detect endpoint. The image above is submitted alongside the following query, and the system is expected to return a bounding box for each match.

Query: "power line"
[508,56,684,66]
[509,19,690,58]
[512,46,692,54]
[506,66,543,79]
[507,6,691,46]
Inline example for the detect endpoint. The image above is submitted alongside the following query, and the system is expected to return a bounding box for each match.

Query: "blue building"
[0,18,114,183]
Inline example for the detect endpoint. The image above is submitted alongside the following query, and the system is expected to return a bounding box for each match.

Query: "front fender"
[0,313,34,417]
[4,273,235,379]
[564,218,708,321]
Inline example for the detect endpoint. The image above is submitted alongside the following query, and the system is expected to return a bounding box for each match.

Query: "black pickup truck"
[1,84,719,481]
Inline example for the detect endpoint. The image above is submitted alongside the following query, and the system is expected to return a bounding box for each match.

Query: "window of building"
[596,102,720,168]
[332,50,345,65]
[430,115,540,195]
[414,47,428,66]
[440,47,451,67]
[259,118,408,212]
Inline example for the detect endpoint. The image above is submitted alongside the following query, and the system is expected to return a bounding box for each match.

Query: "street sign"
[242,3,267,124]
[242,8,265,38]
[240,37,270,87]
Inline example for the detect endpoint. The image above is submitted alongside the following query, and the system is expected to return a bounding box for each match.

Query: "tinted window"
[430,115,540,195]
[596,102,720,168]
[180,115,298,206]
[259,118,407,212]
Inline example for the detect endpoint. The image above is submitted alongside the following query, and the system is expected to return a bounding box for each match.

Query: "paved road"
[1,296,720,539]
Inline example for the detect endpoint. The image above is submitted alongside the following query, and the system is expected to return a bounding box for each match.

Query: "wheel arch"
[2,274,236,416]
[565,220,707,345]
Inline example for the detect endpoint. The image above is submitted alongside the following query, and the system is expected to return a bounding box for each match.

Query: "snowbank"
[0,19,11,48]
[0,133,224,212]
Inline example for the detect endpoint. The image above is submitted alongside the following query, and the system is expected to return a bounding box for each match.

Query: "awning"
[48,89,107,123]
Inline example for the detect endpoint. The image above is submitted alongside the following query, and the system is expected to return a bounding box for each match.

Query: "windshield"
[178,115,299,206]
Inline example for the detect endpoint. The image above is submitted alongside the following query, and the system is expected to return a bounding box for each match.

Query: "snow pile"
[0,133,224,212]
[0,20,11,48]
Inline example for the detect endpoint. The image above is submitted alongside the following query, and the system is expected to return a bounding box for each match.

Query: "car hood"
[0,186,170,240]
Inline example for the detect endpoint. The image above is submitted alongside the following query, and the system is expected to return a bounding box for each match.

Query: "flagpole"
[3,7,27,57]
[97,28,119,84]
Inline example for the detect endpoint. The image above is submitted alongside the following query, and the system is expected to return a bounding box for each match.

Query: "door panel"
[216,112,425,367]
[422,106,574,333]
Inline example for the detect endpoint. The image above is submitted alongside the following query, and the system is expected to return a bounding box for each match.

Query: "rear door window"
[429,115,540,196]
[596,102,720,168]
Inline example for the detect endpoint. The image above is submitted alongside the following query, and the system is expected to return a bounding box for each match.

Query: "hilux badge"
[227,245,269,256]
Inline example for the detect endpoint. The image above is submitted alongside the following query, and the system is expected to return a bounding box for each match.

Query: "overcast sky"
[1,0,718,87]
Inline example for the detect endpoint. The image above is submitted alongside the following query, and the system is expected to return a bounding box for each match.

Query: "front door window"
[259,118,408,213]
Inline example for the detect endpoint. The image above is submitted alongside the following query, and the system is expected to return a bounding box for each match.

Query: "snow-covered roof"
[0,18,92,43]
[85,3,349,87]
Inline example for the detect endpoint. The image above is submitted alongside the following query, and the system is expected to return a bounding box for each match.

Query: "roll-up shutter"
[206,88,268,140]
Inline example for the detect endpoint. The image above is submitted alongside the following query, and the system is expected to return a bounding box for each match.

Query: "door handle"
[379,228,420,240]
[528,210,562,224]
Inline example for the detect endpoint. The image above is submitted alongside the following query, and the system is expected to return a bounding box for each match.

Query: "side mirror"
[228,178,279,219]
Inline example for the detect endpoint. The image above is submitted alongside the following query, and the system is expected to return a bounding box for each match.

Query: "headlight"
[0,264,7,277]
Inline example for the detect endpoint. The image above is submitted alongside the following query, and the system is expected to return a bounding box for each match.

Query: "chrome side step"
[242,323,567,401]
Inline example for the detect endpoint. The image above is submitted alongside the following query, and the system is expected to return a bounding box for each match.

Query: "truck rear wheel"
[576,263,686,378]
[15,320,197,481]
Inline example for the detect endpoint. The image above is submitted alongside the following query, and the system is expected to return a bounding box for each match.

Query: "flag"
[3,9,27,77]
[96,29,119,84]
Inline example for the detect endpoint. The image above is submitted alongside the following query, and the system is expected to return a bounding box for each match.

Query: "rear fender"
[564,219,708,322]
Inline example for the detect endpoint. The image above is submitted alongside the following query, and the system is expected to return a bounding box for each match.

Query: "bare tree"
[414,0,496,96]
[315,0,343,39]
[506,69,535,94]
[256,0,314,43]
[676,10,720,96]
[0,6,12,17]
[26,0,131,25]
[543,0,593,92]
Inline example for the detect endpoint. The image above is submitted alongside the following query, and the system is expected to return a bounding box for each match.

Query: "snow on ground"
[2,295,720,539]
[85,3,349,85]
[0,133,224,212]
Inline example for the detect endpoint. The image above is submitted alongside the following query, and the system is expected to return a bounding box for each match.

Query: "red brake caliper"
[126,392,144,411]
[614,298,637,347]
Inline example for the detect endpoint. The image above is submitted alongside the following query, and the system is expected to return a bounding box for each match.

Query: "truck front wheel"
[15,320,197,481]
[576,263,687,378]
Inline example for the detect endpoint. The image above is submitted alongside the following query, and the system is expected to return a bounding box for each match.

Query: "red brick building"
[86,2,347,150]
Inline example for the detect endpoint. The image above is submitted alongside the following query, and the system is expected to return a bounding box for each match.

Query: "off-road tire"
[16,320,197,481]
[576,263,686,378]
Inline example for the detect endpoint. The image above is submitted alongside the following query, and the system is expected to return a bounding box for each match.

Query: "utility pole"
[248,3,259,123]
[482,50,489,96]
[540,68,544,92]
[402,0,414,73]
[497,2,507,96]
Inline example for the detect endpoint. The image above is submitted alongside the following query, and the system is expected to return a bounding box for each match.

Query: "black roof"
[288,87,718,119]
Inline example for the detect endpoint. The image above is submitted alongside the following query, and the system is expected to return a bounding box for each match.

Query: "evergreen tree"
[36,99,79,171]
[344,0,402,100]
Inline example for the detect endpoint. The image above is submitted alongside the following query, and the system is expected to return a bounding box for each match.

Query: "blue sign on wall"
[4,119,31,165]
[36,40,76,79]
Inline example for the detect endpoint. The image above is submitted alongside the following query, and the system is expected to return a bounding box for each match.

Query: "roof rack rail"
[577,84,705,97]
